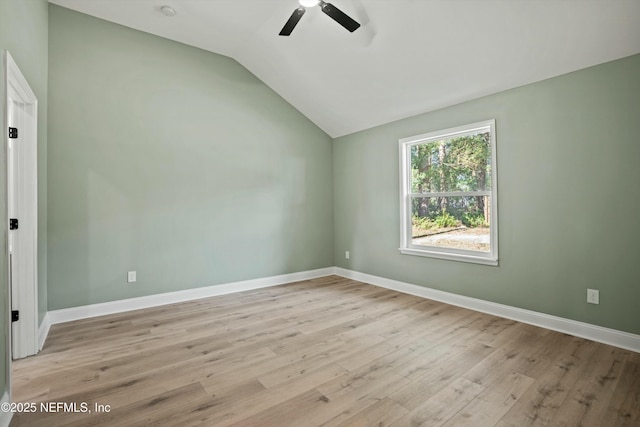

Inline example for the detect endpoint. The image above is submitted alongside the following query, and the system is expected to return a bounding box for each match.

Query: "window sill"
[399,248,498,266]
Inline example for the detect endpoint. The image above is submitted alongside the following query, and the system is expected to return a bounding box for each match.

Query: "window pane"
[411,196,490,252]
[411,132,491,193]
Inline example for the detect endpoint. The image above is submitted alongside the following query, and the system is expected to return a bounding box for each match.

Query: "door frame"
[2,49,39,396]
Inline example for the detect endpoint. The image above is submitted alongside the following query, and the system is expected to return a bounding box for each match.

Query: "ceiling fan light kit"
[279,0,361,36]
[299,0,320,7]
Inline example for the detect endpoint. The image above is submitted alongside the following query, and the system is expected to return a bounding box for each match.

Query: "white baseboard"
[334,267,640,353]
[38,312,51,351]
[0,391,12,427]
[48,267,335,325]
[41,266,640,354]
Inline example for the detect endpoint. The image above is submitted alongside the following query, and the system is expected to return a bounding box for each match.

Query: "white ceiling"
[48,0,640,138]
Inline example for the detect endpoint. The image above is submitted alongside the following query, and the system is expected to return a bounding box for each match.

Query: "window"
[399,120,498,265]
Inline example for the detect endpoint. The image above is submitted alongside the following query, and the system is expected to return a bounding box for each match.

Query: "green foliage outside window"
[410,132,491,233]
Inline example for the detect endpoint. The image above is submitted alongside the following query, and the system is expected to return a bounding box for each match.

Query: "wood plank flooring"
[9,276,640,426]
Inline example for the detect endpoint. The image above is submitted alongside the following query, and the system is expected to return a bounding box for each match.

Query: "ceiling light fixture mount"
[160,5,176,17]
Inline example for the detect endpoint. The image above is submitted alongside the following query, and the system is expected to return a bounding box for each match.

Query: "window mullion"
[409,191,491,198]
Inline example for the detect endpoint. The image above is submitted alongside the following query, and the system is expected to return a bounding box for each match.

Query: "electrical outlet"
[127,271,137,283]
[345,250,350,260]
[587,288,599,304]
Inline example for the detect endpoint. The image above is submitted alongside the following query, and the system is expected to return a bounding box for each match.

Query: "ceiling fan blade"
[279,7,306,36]
[320,1,360,32]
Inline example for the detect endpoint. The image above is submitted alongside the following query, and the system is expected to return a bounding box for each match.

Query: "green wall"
[334,54,640,335]
[0,0,48,402]
[47,5,333,309]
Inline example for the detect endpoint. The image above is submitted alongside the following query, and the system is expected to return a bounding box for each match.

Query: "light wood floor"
[9,276,640,426]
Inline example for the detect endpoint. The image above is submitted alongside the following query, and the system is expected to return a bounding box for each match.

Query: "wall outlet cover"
[587,288,599,304]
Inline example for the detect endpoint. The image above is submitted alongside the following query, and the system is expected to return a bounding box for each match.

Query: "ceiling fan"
[279,0,361,36]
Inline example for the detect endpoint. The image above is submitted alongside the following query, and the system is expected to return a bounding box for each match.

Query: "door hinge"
[11,310,19,322]
[9,218,18,230]
[8,127,18,139]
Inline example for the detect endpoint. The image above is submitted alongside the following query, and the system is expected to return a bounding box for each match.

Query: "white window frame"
[399,119,498,266]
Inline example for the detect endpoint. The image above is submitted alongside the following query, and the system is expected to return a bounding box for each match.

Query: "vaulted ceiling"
[48,0,640,137]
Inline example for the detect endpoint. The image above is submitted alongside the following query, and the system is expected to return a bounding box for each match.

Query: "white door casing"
[3,50,38,361]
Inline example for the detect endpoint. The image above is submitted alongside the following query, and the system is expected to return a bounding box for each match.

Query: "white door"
[4,51,38,360]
